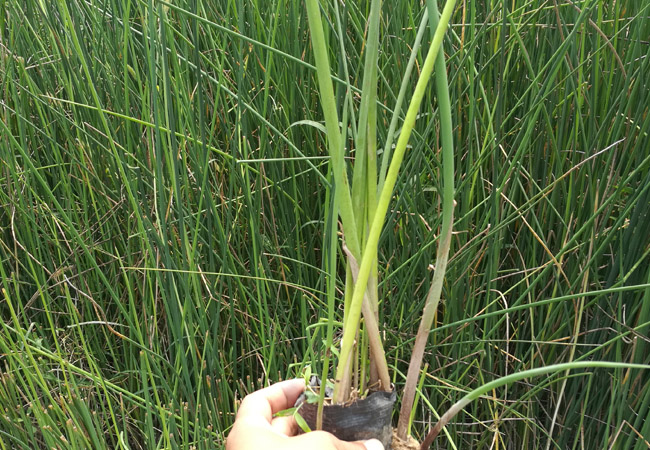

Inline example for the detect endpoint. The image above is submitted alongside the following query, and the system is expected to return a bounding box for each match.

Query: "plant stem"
[317,162,340,430]
[348,0,384,393]
[396,0,456,439]
[333,0,458,402]
[377,9,430,193]
[419,362,650,450]
[305,0,389,403]
[343,246,391,392]
[304,0,360,258]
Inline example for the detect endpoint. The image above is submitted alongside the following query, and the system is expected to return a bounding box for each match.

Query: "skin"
[226,379,383,450]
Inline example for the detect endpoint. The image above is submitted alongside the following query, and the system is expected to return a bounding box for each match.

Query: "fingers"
[237,379,305,423]
[226,421,287,450]
[229,379,387,450]
[270,414,298,436]
[362,439,385,450]
[229,415,385,450]
[336,438,384,450]
[289,430,384,450]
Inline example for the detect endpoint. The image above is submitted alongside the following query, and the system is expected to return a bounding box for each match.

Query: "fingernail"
[363,439,385,450]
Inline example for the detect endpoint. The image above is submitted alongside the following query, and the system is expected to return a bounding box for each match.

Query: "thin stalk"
[304,0,360,258]
[419,362,650,450]
[350,0,381,240]
[317,164,339,430]
[343,246,391,392]
[377,9,429,193]
[397,0,455,439]
[333,0,458,401]
[344,0,385,392]
[306,0,389,402]
[304,0,359,396]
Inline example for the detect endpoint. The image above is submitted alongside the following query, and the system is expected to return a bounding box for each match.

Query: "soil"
[391,429,420,450]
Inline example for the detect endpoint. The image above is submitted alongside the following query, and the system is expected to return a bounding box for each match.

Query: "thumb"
[362,439,385,450]
[289,430,386,450]
[334,437,385,450]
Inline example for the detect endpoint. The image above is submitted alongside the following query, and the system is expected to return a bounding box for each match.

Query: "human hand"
[225,379,384,450]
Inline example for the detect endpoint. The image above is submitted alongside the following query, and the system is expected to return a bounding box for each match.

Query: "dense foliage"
[1,1,649,448]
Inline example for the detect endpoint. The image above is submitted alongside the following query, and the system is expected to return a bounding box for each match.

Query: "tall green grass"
[1,1,649,449]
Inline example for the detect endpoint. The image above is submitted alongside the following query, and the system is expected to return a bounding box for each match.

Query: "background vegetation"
[1,0,649,448]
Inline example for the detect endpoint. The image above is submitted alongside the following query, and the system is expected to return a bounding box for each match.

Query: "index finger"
[236,378,305,423]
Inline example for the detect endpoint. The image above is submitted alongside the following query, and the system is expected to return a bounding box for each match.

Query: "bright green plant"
[303,0,650,446]
[304,0,458,435]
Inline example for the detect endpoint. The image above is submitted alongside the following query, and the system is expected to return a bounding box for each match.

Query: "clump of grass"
[1,0,649,449]
[304,0,458,411]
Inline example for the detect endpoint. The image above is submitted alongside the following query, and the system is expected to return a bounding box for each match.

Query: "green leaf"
[288,119,327,135]
[304,390,320,404]
[294,411,312,433]
[273,407,297,418]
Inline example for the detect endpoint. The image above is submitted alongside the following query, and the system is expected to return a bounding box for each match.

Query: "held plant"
[303,1,650,448]
[304,0,458,440]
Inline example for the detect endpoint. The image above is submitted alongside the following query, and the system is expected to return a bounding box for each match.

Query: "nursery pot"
[298,389,397,449]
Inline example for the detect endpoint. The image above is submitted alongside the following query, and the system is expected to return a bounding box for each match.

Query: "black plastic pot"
[297,389,397,449]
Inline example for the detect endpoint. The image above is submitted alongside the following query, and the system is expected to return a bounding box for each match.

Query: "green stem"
[348,0,385,396]
[317,163,339,430]
[377,10,429,193]
[333,0,458,401]
[420,362,650,450]
[396,0,455,438]
[306,0,389,402]
[342,246,391,392]
[304,0,360,258]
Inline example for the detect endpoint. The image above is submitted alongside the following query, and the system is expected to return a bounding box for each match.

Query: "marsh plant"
[302,0,458,442]
[301,0,650,447]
